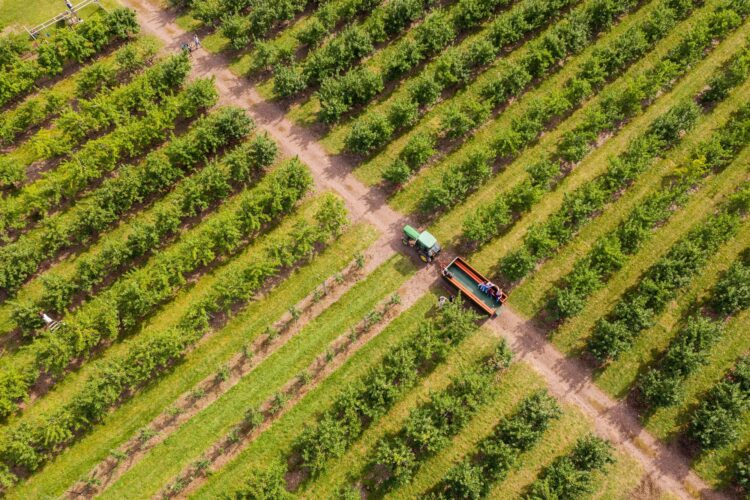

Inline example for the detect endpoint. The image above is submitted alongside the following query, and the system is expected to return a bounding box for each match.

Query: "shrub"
[735,454,750,494]
[525,434,614,499]
[388,97,420,130]
[345,113,393,154]
[296,18,328,47]
[432,391,561,499]
[236,460,292,499]
[711,260,750,316]
[408,75,441,107]
[688,356,750,450]
[383,159,412,185]
[400,132,436,169]
[273,65,307,98]
[221,14,251,50]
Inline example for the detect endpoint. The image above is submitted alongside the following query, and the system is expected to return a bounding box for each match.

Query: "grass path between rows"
[385,0,681,209]
[286,0,546,128]
[508,88,750,319]
[548,154,750,358]
[192,294,475,497]
[0,169,313,418]
[306,349,643,499]
[7,221,378,499]
[428,0,746,250]
[99,254,415,498]
[6,195,339,415]
[0,132,259,341]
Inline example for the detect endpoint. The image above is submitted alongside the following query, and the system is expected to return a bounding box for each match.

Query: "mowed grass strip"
[0,128,257,339]
[485,405,641,499]
[645,309,750,442]
[549,155,750,358]
[99,254,415,499]
[328,0,661,169]
[304,353,642,499]
[682,307,750,488]
[508,79,750,320]
[191,293,479,498]
[0,161,287,389]
[6,195,361,424]
[6,221,378,499]
[285,0,525,126]
[595,220,750,400]
[384,0,685,208]
[300,327,508,497]
[426,0,737,244]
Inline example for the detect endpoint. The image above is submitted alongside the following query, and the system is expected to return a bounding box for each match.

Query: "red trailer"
[441,256,507,317]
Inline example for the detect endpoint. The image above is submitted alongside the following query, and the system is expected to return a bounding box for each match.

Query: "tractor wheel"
[402,237,408,246]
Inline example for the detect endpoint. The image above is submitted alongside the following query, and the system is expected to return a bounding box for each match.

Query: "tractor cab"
[402,225,441,263]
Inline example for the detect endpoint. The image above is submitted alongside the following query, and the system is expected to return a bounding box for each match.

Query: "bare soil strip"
[109,1,719,498]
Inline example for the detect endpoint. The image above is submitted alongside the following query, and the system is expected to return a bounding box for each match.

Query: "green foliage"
[711,259,750,316]
[734,454,750,495]
[294,296,479,476]
[235,460,292,499]
[524,434,614,499]
[587,195,746,362]
[688,356,750,450]
[638,317,724,408]
[0,186,348,472]
[0,106,254,305]
[549,102,750,322]
[0,8,139,108]
[432,391,561,498]
[371,365,501,489]
[345,113,394,154]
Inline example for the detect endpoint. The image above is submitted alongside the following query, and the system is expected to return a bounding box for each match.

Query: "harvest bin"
[441,256,506,317]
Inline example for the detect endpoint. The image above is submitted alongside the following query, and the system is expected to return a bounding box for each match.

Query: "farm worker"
[40,312,54,325]
[438,296,448,308]
[193,34,201,48]
[66,0,74,11]
[478,281,490,293]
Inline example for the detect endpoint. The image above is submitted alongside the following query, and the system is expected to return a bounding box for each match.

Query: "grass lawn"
[100,253,415,498]
[0,0,118,31]
[7,220,379,499]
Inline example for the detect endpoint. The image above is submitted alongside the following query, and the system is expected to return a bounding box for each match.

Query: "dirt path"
[114,2,719,498]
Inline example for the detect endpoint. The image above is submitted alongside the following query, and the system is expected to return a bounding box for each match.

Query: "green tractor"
[402,225,441,263]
